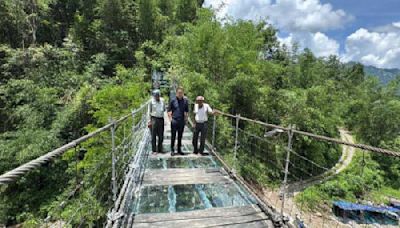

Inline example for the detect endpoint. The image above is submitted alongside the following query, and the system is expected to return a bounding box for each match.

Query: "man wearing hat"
[193,96,216,155]
[150,89,165,154]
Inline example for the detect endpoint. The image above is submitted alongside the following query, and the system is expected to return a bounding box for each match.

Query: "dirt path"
[335,129,355,174]
[285,129,355,195]
[260,129,363,228]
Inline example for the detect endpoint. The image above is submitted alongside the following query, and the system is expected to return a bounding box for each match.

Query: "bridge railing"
[197,107,400,227]
[0,100,151,227]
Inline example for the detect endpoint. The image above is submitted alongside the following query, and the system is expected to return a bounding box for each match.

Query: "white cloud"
[393,22,400,28]
[203,1,400,68]
[203,0,348,58]
[342,28,400,69]
[279,32,339,57]
[203,0,352,32]
[373,21,400,33]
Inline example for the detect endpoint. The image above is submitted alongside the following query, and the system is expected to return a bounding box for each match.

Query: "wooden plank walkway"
[133,205,273,228]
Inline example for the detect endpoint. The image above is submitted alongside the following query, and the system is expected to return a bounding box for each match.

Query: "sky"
[203,0,400,69]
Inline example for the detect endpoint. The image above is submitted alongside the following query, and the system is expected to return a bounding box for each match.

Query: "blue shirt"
[168,97,189,121]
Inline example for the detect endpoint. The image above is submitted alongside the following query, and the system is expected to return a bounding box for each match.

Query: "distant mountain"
[363,65,400,85]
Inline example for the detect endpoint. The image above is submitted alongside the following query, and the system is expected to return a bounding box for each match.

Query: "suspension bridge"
[1,96,400,228]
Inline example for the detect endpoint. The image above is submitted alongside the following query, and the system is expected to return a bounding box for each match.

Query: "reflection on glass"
[135,183,252,214]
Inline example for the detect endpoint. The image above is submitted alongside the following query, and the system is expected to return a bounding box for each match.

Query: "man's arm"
[193,103,199,114]
[167,99,173,121]
[149,100,153,118]
[184,99,189,122]
[206,104,213,114]
[162,98,166,112]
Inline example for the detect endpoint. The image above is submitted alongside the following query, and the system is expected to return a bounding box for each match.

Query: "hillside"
[364,65,400,84]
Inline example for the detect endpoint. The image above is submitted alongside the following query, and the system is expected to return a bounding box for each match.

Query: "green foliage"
[0,0,399,226]
[295,151,399,212]
[89,81,149,125]
[176,0,198,23]
[138,0,157,41]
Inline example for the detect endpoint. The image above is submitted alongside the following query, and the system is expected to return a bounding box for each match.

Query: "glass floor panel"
[134,183,253,214]
[135,185,170,214]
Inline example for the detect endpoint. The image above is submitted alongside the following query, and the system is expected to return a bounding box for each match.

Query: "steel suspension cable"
[215,110,400,158]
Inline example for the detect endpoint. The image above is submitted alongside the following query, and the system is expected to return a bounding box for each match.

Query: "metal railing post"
[212,115,216,149]
[281,125,294,216]
[109,117,117,203]
[233,114,240,173]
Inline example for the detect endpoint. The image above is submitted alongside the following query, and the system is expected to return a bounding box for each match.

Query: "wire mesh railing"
[0,100,151,227]
[199,108,400,228]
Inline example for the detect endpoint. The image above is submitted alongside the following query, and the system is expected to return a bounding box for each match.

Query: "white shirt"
[194,103,213,123]
[150,98,165,118]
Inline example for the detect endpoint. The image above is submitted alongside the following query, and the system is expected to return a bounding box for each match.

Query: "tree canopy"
[0,0,399,226]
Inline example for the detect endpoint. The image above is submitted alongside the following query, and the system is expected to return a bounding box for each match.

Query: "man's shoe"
[152,151,158,155]
[200,152,208,156]
[177,151,185,156]
[193,151,199,155]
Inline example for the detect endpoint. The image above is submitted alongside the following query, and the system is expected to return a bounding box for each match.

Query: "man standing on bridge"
[168,86,189,156]
[150,90,165,154]
[193,96,217,155]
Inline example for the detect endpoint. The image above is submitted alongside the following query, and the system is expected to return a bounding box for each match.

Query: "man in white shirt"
[150,90,165,154]
[193,96,215,155]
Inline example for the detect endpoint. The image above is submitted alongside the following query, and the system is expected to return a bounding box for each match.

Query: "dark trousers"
[193,122,208,153]
[151,117,164,152]
[171,119,185,152]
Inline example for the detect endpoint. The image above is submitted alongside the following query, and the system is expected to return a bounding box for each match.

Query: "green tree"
[176,0,197,23]
[138,0,157,41]
[158,0,175,18]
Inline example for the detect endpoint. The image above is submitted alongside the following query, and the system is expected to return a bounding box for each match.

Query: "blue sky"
[203,0,400,69]
[322,0,400,51]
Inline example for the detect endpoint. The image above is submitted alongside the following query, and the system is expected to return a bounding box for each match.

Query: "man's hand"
[213,110,221,115]
[168,111,172,121]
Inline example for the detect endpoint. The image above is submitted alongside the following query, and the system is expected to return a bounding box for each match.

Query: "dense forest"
[0,0,399,226]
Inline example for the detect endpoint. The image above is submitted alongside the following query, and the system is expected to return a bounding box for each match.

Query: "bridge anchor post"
[233,114,240,173]
[281,124,294,217]
[212,115,216,149]
[109,117,117,203]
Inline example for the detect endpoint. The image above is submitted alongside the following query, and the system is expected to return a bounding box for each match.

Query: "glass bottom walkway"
[127,114,273,227]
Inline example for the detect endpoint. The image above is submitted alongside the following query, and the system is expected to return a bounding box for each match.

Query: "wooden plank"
[142,168,230,186]
[133,213,270,228]
[134,205,262,222]
[132,205,272,228]
[144,168,223,175]
[143,177,231,186]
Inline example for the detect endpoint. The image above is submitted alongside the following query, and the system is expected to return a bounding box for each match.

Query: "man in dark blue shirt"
[167,86,189,156]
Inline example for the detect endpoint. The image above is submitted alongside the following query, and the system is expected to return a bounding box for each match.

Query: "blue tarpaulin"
[333,201,400,214]
[390,200,400,209]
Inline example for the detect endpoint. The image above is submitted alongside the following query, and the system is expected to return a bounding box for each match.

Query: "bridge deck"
[131,112,273,227]
[133,205,272,228]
